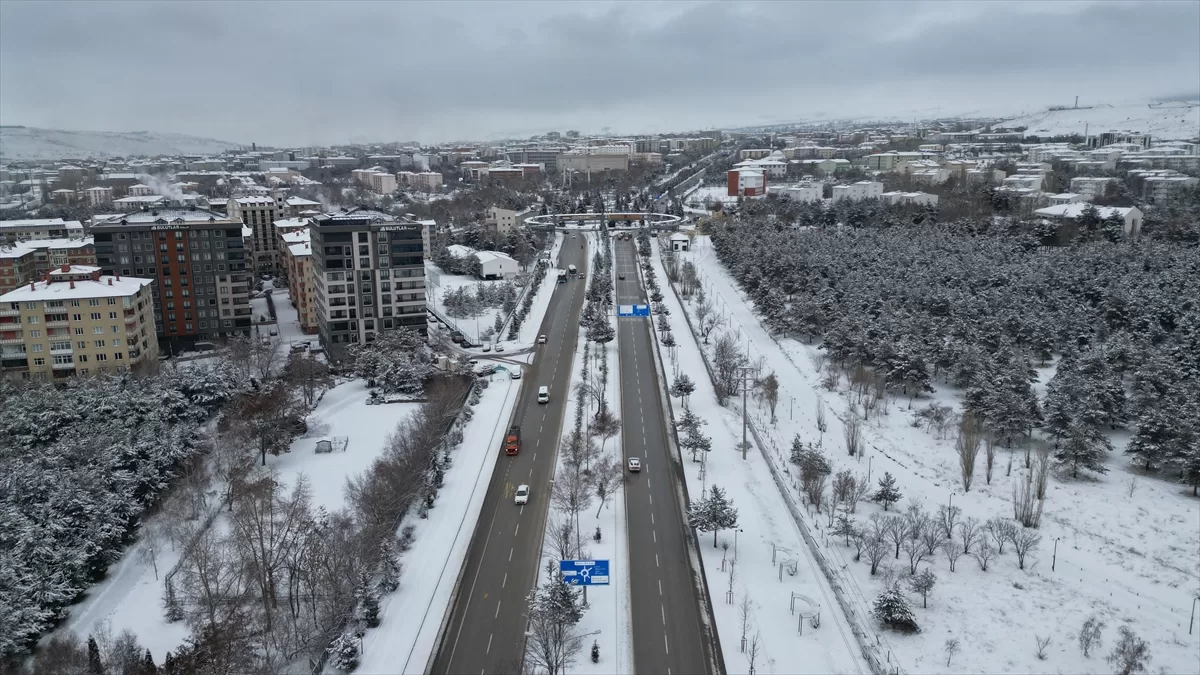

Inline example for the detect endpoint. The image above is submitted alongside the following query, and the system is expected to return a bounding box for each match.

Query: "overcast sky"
[1,0,1197,146]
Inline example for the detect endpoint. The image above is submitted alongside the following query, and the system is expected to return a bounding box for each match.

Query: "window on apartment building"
[95,353,107,362]
[108,312,117,319]
[33,358,45,366]
[111,325,119,333]
[90,312,101,320]
[71,313,81,321]
[93,339,107,348]
[27,316,39,324]
[167,314,176,322]
[92,326,103,335]
[184,323,193,332]
[75,341,86,349]
[112,338,122,346]
[31,344,43,353]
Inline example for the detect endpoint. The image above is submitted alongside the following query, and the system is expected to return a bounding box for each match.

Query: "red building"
[727,168,766,197]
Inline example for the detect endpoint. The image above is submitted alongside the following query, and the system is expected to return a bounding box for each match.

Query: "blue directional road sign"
[559,559,610,586]
[618,304,650,317]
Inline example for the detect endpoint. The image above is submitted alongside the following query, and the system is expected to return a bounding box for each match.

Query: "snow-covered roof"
[114,195,167,204]
[281,228,311,246]
[1034,204,1138,219]
[446,244,475,257]
[273,217,310,231]
[0,266,152,302]
[474,250,516,266]
[232,196,275,206]
[0,236,94,259]
[0,217,84,231]
[284,196,321,207]
[92,208,232,226]
[241,225,253,238]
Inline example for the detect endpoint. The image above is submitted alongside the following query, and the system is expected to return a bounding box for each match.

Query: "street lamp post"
[734,528,744,561]
[1052,537,1061,572]
[867,456,873,484]
[790,396,795,421]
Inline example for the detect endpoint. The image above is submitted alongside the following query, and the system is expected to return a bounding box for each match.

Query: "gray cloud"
[1,0,1196,145]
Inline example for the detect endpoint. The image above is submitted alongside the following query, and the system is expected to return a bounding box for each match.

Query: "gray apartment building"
[310,208,426,360]
[91,208,253,348]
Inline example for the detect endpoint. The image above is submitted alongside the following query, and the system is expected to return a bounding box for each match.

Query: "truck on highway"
[505,425,520,455]
[557,269,567,283]
[568,264,577,277]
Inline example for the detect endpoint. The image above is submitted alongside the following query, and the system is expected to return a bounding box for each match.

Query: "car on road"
[627,457,642,472]
[515,484,530,505]
[537,386,549,403]
[538,334,547,344]
[495,343,505,352]
[482,343,492,352]
[509,366,522,379]
[618,273,625,280]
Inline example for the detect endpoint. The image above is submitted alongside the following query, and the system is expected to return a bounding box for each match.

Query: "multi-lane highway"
[430,235,589,675]
[614,236,717,675]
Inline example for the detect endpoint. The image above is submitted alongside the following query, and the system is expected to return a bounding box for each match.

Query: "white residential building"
[831,181,883,203]
[127,184,155,197]
[1047,193,1084,205]
[369,172,397,194]
[1034,204,1143,236]
[486,206,534,235]
[880,191,939,207]
[774,184,823,203]
[84,186,113,205]
[1003,174,1044,191]
[1068,176,1117,201]
[474,250,518,279]
[411,172,444,192]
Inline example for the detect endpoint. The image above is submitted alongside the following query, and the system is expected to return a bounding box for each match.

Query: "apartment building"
[228,196,282,272]
[486,206,534,235]
[880,191,939,207]
[85,186,114,206]
[0,218,85,244]
[1129,170,1200,203]
[91,209,252,347]
[279,228,318,334]
[774,184,823,203]
[1034,204,1143,236]
[310,209,426,360]
[410,172,444,192]
[727,168,766,197]
[831,181,884,203]
[1068,176,1116,201]
[0,238,96,295]
[0,265,157,381]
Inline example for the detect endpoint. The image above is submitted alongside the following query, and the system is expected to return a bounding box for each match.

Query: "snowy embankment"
[57,380,420,661]
[647,239,868,675]
[358,377,520,674]
[537,230,634,674]
[684,235,1200,675]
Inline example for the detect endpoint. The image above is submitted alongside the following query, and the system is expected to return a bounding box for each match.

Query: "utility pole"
[738,366,756,460]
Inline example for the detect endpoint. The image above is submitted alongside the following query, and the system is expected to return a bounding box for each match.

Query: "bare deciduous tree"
[972,539,996,571]
[592,454,623,518]
[944,638,960,667]
[1012,472,1044,528]
[1011,529,1041,570]
[958,517,981,554]
[956,413,983,491]
[746,631,762,675]
[760,372,779,424]
[1079,615,1105,657]
[1107,626,1150,675]
[843,415,862,457]
[984,435,998,485]
[941,538,964,572]
[1035,635,1052,660]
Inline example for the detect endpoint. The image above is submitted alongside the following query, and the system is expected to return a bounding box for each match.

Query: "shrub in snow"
[399,524,416,551]
[1106,626,1150,675]
[1079,615,1105,658]
[873,584,919,633]
[872,472,902,511]
[327,633,360,671]
[908,568,937,608]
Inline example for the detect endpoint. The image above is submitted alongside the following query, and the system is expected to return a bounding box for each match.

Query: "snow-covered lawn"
[646,240,868,675]
[426,261,516,346]
[686,186,739,209]
[358,375,521,674]
[679,234,1200,675]
[55,379,418,661]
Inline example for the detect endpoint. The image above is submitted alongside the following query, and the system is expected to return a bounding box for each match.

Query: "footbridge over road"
[524,211,683,232]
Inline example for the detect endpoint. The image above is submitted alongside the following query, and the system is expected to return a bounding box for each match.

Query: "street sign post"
[617,304,650,318]
[559,559,610,586]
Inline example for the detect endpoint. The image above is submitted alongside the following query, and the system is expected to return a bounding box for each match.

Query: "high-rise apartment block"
[91,209,252,347]
[310,209,426,360]
[228,196,281,272]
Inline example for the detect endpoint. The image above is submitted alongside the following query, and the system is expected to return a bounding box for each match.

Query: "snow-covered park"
[659,233,1200,675]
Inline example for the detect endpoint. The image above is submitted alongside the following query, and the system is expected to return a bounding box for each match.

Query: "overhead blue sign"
[617,304,650,317]
[618,304,634,316]
[560,559,609,586]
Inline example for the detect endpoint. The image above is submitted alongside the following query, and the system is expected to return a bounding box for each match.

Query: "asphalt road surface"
[615,237,714,675]
[431,235,589,675]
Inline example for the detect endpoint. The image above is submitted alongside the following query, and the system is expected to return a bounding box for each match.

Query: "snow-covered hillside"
[0,126,243,161]
[1002,101,1200,140]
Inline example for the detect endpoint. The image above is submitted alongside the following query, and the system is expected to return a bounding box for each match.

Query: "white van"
[537,386,549,404]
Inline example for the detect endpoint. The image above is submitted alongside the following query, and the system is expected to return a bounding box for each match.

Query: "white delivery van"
[537,386,549,404]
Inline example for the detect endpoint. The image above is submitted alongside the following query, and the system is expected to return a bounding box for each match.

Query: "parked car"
[495,343,505,352]
[509,366,523,380]
[482,344,492,352]
[515,484,530,505]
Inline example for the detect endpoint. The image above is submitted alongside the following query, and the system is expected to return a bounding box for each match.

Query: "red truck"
[505,426,520,455]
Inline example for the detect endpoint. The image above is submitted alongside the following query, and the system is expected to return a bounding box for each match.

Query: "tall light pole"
[734,528,744,561]
[1052,537,1061,572]
[738,366,755,460]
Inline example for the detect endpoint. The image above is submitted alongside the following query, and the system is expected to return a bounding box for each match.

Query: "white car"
[538,334,547,344]
[509,366,523,380]
[482,344,492,352]
[628,458,642,472]
[515,484,530,505]
[495,343,505,352]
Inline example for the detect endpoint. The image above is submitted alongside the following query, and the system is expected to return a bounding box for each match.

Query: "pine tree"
[908,568,937,608]
[327,633,360,671]
[87,636,106,675]
[689,485,738,547]
[1056,422,1111,479]
[873,584,919,633]
[140,649,156,675]
[873,472,902,511]
[377,540,401,593]
[670,373,696,407]
[358,571,381,627]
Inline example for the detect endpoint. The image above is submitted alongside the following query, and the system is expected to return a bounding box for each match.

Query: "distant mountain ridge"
[0,126,244,162]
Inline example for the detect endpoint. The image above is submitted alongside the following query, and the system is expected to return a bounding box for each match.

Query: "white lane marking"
[503,573,508,588]
[658,579,663,595]
[662,604,667,625]
[533,452,537,460]
[495,600,502,619]
[487,634,493,654]
[509,548,513,561]
[664,634,669,655]
[514,523,520,536]
[529,468,533,478]
[536,438,541,447]
[653,530,657,543]
[649,493,653,505]
[651,512,655,525]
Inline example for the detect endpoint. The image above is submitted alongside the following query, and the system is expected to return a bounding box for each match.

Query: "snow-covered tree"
[873,584,919,633]
[688,485,739,547]
[873,472,902,511]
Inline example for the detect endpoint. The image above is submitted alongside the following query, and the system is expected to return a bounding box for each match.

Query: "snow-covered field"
[646,240,868,675]
[57,379,419,661]
[0,126,243,161]
[1002,100,1200,140]
[674,234,1200,675]
[358,375,520,674]
[686,186,740,209]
